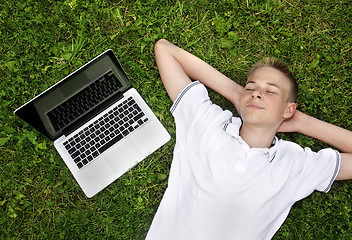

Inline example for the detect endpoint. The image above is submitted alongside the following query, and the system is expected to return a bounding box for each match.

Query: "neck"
[239,123,277,148]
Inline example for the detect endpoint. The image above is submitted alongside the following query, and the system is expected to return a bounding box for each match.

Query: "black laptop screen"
[15,50,131,141]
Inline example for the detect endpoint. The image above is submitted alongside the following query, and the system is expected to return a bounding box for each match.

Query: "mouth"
[246,104,265,110]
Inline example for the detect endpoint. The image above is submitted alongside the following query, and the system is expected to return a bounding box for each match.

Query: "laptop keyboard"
[47,70,124,132]
[63,96,149,169]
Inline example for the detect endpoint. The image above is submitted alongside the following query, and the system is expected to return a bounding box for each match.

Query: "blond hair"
[248,57,298,102]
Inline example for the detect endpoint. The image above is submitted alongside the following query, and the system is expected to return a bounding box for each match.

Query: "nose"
[251,90,263,99]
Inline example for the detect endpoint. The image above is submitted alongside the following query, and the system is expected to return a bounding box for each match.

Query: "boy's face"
[239,67,296,129]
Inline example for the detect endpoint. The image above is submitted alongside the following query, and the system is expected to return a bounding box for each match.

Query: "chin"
[242,117,264,126]
[242,116,275,128]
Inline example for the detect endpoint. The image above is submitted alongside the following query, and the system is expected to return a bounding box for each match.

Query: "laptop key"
[92,151,99,158]
[77,162,84,169]
[72,151,80,159]
[133,112,145,121]
[73,156,81,163]
[64,142,71,150]
[68,147,76,154]
[98,133,123,154]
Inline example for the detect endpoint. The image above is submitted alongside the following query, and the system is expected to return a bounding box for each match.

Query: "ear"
[283,102,296,119]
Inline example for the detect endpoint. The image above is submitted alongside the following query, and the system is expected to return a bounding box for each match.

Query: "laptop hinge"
[62,93,124,137]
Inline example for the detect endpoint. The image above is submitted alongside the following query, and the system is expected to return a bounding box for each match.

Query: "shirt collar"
[223,117,279,163]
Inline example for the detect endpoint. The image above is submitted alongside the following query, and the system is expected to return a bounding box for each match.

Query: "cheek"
[268,98,287,114]
[238,94,247,107]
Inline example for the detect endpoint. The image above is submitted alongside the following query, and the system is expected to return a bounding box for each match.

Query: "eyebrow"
[246,80,281,89]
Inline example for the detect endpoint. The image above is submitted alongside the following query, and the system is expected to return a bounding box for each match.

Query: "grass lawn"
[1,0,352,239]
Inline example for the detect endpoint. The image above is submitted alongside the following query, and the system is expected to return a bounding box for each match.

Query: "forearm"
[297,111,352,153]
[155,39,243,108]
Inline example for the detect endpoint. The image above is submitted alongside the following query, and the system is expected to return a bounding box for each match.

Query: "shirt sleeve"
[170,81,231,130]
[291,146,341,200]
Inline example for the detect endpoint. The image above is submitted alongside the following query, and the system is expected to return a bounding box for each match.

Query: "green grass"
[1,0,352,239]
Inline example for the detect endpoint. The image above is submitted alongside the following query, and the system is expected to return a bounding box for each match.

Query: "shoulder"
[277,139,304,152]
[276,139,339,177]
[171,81,233,130]
[278,139,338,158]
[277,139,338,162]
[170,81,204,114]
[171,81,224,120]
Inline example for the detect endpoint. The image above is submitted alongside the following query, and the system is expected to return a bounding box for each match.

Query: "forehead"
[247,67,291,89]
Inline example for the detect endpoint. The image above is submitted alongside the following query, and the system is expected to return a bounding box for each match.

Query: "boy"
[146,39,352,239]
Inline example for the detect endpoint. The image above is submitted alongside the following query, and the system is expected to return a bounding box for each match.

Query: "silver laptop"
[14,49,170,198]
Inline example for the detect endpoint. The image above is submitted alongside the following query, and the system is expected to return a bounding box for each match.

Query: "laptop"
[14,49,170,198]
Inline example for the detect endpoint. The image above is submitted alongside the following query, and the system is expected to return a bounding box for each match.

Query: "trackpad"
[104,140,144,176]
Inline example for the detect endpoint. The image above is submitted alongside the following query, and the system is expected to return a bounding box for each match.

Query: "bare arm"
[279,110,352,180]
[154,39,244,110]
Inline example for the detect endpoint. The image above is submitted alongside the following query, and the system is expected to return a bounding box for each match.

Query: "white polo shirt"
[146,81,340,240]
